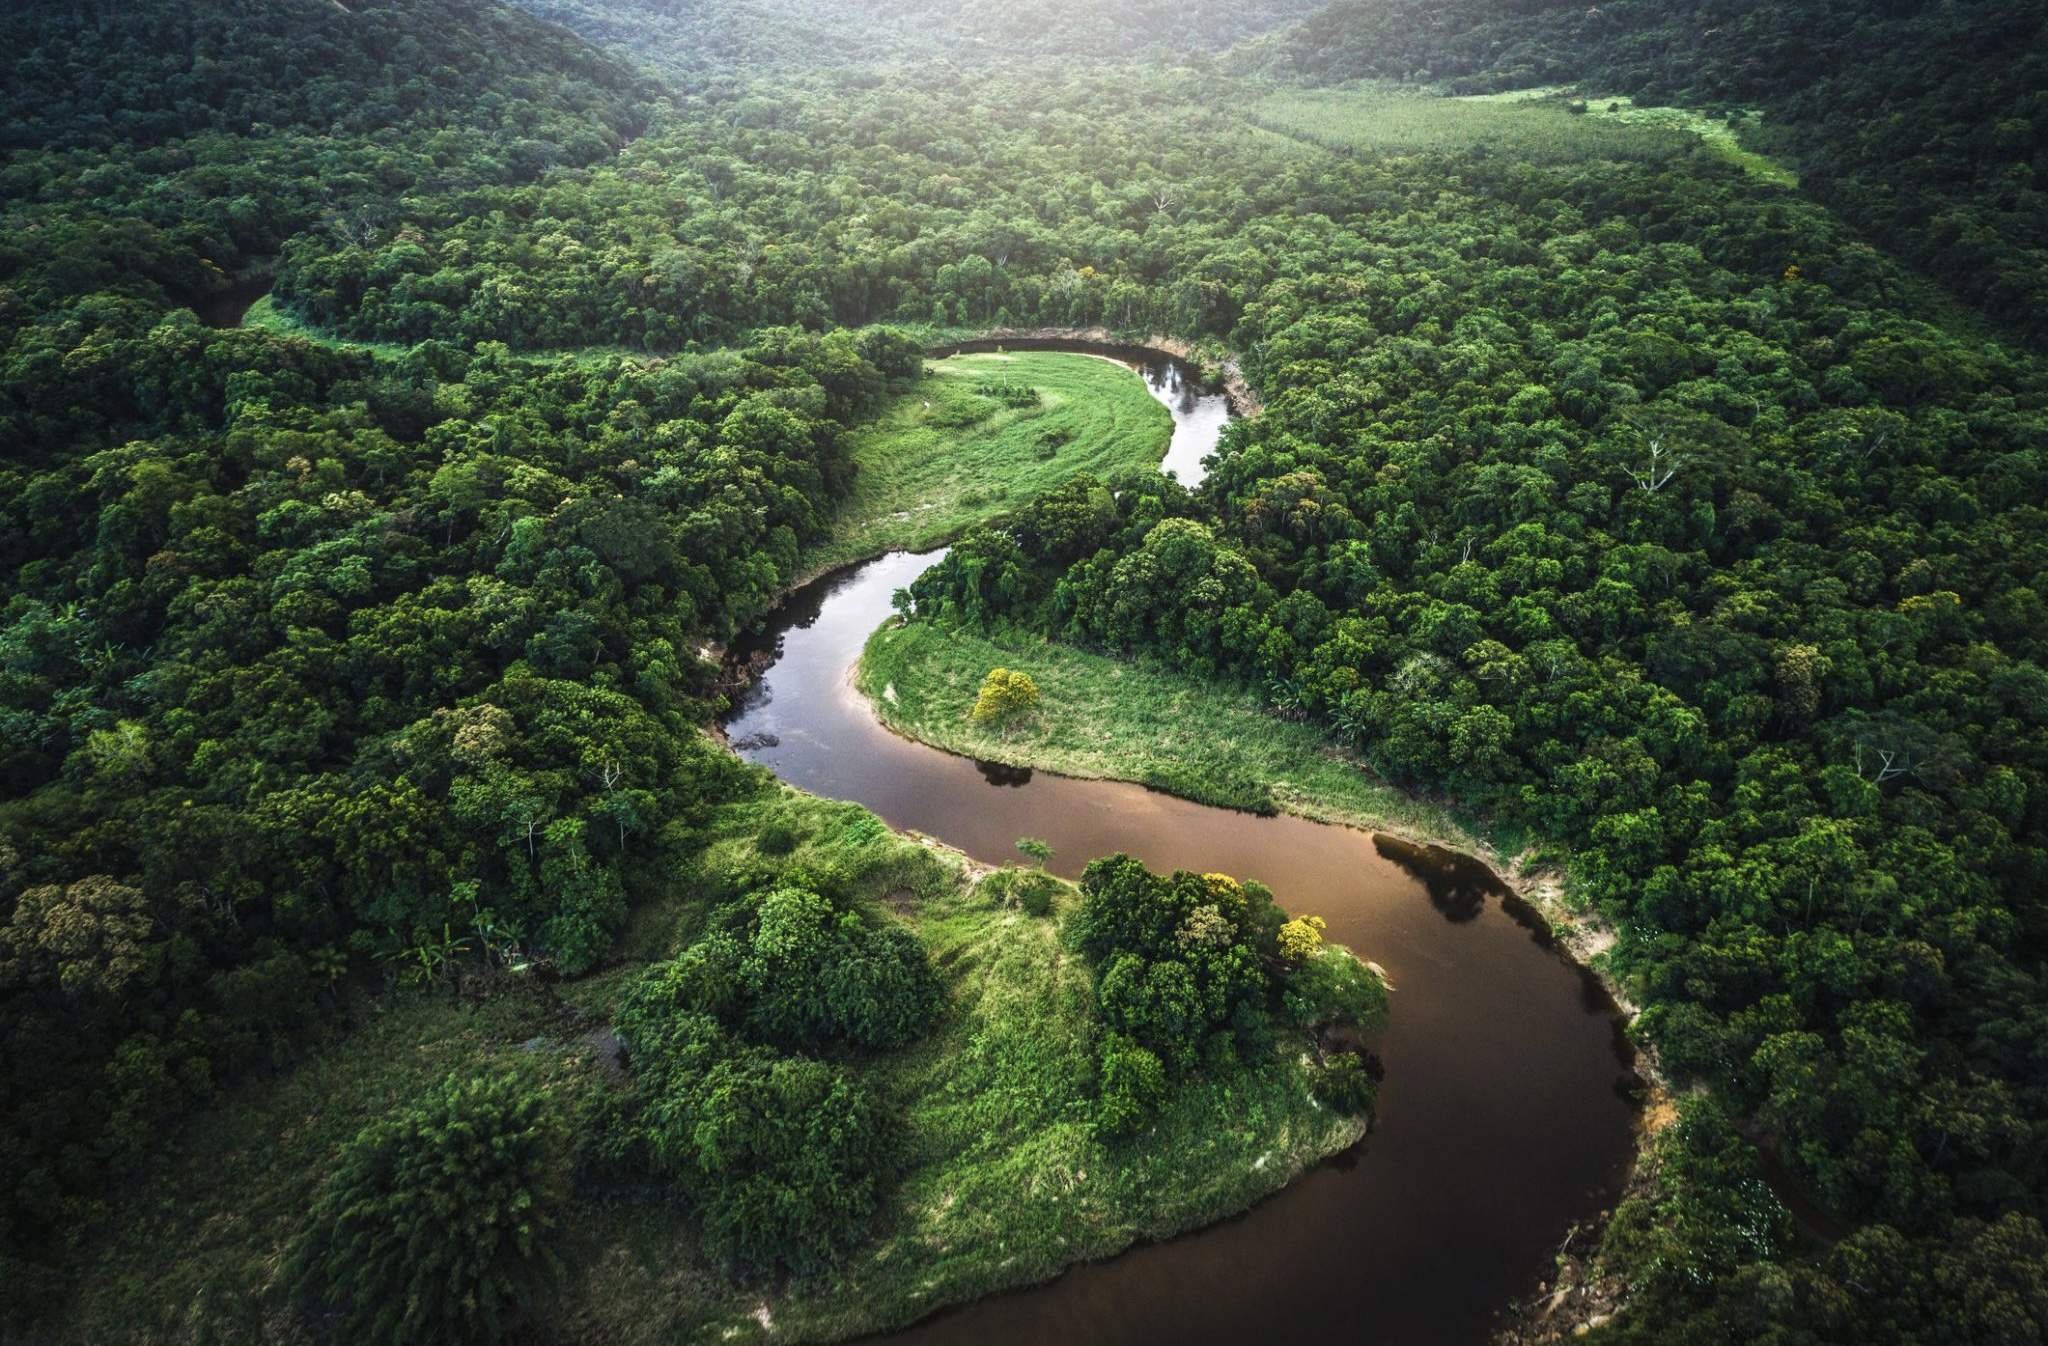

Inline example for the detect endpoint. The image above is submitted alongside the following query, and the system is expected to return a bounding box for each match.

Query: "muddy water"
[723,350,1638,1346]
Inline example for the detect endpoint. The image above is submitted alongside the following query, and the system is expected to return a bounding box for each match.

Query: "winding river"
[724,349,1640,1346]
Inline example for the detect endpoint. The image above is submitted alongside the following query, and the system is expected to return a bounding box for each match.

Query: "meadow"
[804,350,1173,573]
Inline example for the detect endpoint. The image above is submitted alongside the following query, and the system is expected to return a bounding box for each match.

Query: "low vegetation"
[859,617,1485,845]
[804,351,1172,572]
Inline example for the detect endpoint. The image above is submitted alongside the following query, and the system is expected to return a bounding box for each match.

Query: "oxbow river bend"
[723,348,1641,1346]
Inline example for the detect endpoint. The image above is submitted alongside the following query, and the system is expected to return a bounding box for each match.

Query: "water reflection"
[1375,834,1497,923]
[975,759,1035,787]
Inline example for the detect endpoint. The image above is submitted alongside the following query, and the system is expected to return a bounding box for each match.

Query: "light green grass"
[859,618,1493,853]
[806,350,1172,574]
[1576,93,1797,188]
[243,294,672,366]
[57,787,1358,1346]
[1249,82,1694,163]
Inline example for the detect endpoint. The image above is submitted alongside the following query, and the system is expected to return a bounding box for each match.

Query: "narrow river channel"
[723,349,1640,1346]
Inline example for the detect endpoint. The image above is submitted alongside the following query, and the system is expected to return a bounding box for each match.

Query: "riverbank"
[853,615,1673,1343]
[931,325,1263,417]
[855,618,1640,1013]
[55,785,1370,1345]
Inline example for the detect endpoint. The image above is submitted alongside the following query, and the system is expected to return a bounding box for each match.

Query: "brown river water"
[722,350,1640,1346]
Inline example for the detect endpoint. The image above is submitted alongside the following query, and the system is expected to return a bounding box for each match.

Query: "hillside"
[1258,0,2048,347]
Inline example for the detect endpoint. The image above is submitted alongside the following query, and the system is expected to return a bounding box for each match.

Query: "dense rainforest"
[1260,0,2048,347]
[3,0,2047,1342]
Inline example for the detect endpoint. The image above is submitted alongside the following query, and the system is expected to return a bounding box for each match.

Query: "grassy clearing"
[859,618,1492,852]
[807,350,1172,573]
[242,294,673,366]
[59,786,1355,1346]
[1442,84,1795,185]
[1249,81,1693,162]
[1577,93,1797,188]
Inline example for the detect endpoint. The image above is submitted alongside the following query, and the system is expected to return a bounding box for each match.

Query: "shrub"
[642,1041,888,1273]
[740,885,942,1051]
[285,1072,567,1346]
[1276,914,1328,964]
[1310,1051,1378,1114]
[977,866,1060,916]
[756,818,800,855]
[971,667,1041,725]
[1095,1033,1167,1137]
[972,380,1040,408]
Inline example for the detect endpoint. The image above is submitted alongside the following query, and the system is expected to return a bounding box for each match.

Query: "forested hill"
[515,0,1325,77]
[1,0,652,150]
[1,0,657,349]
[1259,0,2048,348]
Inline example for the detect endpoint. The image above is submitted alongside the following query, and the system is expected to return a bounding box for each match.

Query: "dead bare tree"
[1628,435,1680,492]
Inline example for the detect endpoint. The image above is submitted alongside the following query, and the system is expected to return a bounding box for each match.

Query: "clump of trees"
[285,1071,568,1346]
[1072,855,1386,1134]
[607,877,941,1270]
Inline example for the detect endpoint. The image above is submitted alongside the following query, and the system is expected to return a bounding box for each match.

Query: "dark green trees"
[609,879,940,1271]
[1073,855,1385,1133]
[286,1072,568,1346]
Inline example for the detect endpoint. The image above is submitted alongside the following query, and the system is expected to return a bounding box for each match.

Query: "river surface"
[723,348,1639,1346]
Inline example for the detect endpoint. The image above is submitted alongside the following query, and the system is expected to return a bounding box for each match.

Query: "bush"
[1095,1032,1167,1137]
[972,380,1040,408]
[971,667,1041,725]
[980,866,1060,916]
[1282,946,1388,1032]
[285,1072,567,1346]
[755,818,800,855]
[740,885,942,1051]
[1276,914,1327,964]
[641,1038,888,1273]
[1309,1051,1377,1114]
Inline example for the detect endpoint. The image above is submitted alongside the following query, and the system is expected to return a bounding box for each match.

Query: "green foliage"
[739,885,943,1051]
[1094,1033,1168,1137]
[634,1017,890,1274]
[1600,1095,1795,1308]
[13,0,2048,1329]
[977,865,1061,917]
[1075,860,1270,1072]
[1307,1051,1377,1115]
[1283,946,1389,1034]
[972,381,1041,409]
[1262,0,2048,344]
[285,1071,567,1346]
[610,870,940,1273]
[970,667,1042,726]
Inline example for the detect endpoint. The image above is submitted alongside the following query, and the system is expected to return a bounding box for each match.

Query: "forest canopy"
[5,0,2048,1342]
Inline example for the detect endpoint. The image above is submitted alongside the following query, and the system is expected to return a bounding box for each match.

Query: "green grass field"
[1249,82,1694,162]
[805,350,1172,573]
[859,619,1494,853]
[59,786,1356,1345]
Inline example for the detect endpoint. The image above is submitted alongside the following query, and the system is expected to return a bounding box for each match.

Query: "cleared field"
[858,618,1492,851]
